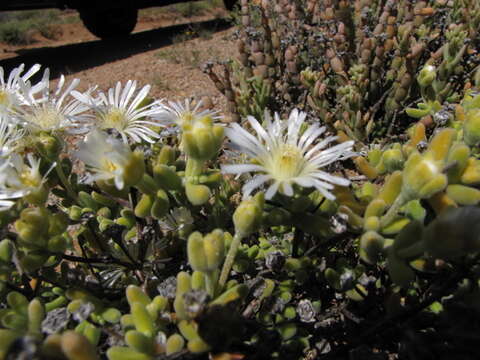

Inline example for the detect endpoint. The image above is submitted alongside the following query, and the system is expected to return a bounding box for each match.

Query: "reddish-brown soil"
[0,6,237,111]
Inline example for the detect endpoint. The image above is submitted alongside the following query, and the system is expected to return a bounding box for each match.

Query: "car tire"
[79,7,138,39]
[223,0,238,11]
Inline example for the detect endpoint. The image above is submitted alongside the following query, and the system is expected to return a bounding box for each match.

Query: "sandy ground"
[0,6,238,111]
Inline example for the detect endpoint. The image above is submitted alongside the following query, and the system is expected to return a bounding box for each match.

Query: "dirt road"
[0,7,237,110]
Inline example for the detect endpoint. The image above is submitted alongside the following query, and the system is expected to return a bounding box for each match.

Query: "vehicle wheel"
[223,0,238,11]
[79,7,138,39]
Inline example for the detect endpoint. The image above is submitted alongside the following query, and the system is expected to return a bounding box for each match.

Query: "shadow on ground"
[0,17,231,79]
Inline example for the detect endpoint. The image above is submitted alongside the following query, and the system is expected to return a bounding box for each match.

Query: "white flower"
[0,153,55,208]
[74,129,142,190]
[222,109,355,200]
[73,80,164,143]
[159,207,194,233]
[154,98,222,128]
[0,63,45,112]
[0,114,24,157]
[16,71,91,134]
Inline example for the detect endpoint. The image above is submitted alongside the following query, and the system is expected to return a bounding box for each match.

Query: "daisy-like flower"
[73,80,164,143]
[222,109,355,200]
[16,71,91,134]
[0,63,45,112]
[0,153,55,207]
[154,98,222,128]
[74,129,144,190]
[0,114,24,157]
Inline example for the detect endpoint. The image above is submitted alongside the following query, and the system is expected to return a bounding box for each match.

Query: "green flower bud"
[61,330,99,360]
[418,64,436,88]
[182,116,224,161]
[233,192,264,237]
[107,346,152,360]
[359,231,385,264]
[153,164,182,191]
[27,298,44,337]
[131,302,155,338]
[91,191,117,208]
[156,145,176,166]
[134,194,154,218]
[78,191,100,211]
[35,132,63,160]
[19,251,49,272]
[126,285,151,307]
[123,150,146,188]
[47,235,67,253]
[461,157,480,185]
[178,320,198,341]
[101,308,121,324]
[187,337,210,353]
[174,272,191,320]
[0,329,22,359]
[377,171,403,205]
[185,183,210,205]
[446,184,480,205]
[68,205,83,221]
[446,143,470,183]
[115,216,135,229]
[166,334,185,355]
[464,109,480,146]
[150,190,170,219]
[379,148,404,173]
[191,271,206,290]
[48,212,69,236]
[210,284,248,305]
[402,152,447,200]
[25,185,49,206]
[125,330,154,355]
[0,239,14,263]
[278,323,297,340]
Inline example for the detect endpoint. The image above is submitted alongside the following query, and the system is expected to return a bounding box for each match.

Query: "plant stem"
[55,162,78,203]
[205,270,217,298]
[379,194,407,229]
[218,233,243,289]
[185,157,204,179]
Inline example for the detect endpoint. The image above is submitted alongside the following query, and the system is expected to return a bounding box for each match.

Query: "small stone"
[265,250,286,272]
[42,307,70,335]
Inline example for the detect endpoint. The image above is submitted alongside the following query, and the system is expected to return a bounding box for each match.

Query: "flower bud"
[153,164,182,191]
[182,116,224,161]
[402,152,447,200]
[359,231,385,264]
[233,192,264,236]
[150,190,170,219]
[35,132,63,160]
[418,64,436,88]
[123,151,146,188]
[185,183,210,205]
[464,109,480,147]
[187,230,225,272]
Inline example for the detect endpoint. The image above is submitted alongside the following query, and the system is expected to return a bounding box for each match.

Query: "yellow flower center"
[266,144,305,180]
[0,90,10,107]
[28,106,63,131]
[19,170,41,188]
[101,158,118,173]
[102,108,126,130]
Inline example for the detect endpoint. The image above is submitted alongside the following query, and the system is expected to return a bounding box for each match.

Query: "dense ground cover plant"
[1,1,480,359]
[206,0,480,144]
